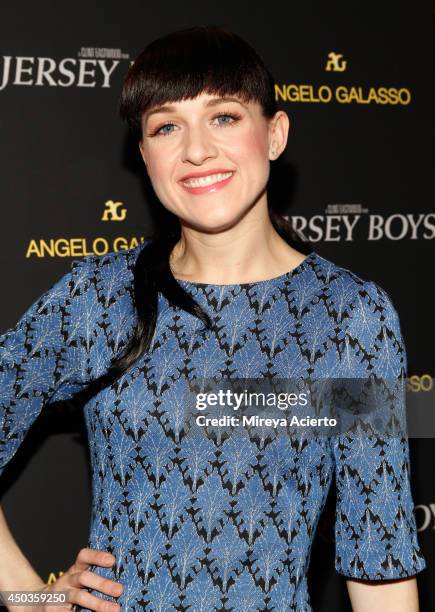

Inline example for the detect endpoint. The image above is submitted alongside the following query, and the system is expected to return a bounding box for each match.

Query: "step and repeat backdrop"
[0,2,433,610]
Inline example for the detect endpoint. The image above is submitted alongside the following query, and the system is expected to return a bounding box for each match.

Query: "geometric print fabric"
[0,242,426,611]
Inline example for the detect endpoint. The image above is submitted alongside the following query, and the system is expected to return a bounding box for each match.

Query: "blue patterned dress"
[0,242,426,611]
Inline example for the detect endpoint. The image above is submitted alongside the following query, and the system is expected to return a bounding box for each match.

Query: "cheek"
[146,156,173,195]
[144,152,182,213]
[146,156,165,179]
[231,126,269,164]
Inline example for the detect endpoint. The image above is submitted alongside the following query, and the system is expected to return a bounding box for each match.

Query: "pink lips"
[179,171,235,195]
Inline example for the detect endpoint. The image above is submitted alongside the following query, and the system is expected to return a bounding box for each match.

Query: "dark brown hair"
[119,24,278,140]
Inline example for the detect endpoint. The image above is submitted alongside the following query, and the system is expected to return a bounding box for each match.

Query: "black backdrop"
[0,2,433,610]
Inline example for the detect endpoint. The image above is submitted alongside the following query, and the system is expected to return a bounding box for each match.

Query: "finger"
[69,569,123,599]
[70,587,121,612]
[71,548,116,572]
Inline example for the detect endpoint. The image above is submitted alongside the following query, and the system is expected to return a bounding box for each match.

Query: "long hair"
[84,25,310,398]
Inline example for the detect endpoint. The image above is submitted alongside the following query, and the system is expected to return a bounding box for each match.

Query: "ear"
[268,111,290,160]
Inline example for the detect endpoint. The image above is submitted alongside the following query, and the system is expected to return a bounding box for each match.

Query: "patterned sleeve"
[0,256,96,478]
[330,280,427,580]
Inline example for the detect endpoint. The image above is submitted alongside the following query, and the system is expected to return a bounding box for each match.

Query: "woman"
[0,25,426,612]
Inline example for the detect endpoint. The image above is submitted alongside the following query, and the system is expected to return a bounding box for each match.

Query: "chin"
[196,211,253,232]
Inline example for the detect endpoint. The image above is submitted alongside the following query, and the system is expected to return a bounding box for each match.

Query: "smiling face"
[138,93,289,232]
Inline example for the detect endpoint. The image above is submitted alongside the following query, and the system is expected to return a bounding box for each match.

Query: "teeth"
[183,172,233,188]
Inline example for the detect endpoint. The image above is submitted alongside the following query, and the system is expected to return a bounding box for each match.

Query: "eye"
[151,122,177,137]
[213,112,241,126]
[148,111,241,137]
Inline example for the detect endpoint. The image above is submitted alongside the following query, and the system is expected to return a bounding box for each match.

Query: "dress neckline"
[173,251,317,289]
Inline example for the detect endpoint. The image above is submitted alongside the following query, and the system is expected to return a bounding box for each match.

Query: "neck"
[170,203,306,285]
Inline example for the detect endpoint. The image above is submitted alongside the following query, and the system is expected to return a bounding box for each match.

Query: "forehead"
[143,93,254,122]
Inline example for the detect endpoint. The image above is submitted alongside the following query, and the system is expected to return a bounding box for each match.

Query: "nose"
[180,124,218,165]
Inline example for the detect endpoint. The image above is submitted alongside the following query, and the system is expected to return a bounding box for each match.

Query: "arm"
[0,503,124,611]
[0,259,93,476]
[0,261,89,589]
[0,257,126,610]
[0,504,45,591]
[346,576,419,611]
[330,281,426,601]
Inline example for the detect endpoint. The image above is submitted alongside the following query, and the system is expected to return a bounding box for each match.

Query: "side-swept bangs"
[119,25,277,140]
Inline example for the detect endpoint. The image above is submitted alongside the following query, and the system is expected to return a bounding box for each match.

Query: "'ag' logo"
[325,52,347,72]
[102,200,127,221]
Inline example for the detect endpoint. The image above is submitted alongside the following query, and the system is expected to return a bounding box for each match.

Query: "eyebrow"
[143,97,247,123]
